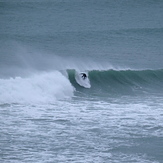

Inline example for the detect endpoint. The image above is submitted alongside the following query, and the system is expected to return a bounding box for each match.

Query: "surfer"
[81,73,87,80]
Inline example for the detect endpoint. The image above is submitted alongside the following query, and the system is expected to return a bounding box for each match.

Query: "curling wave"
[67,69,163,96]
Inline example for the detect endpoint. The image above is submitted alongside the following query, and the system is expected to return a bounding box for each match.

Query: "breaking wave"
[1,68,163,105]
[0,71,74,104]
[68,69,163,96]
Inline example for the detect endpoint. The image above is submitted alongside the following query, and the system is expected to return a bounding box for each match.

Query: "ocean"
[0,0,163,162]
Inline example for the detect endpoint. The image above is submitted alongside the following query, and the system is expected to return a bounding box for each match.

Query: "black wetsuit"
[81,73,87,79]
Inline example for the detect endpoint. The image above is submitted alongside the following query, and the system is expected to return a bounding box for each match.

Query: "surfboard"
[75,71,91,88]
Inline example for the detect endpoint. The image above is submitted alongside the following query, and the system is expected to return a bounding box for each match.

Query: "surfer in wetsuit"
[81,73,87,79]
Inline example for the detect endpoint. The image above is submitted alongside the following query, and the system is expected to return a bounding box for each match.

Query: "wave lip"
[0,71,74,104]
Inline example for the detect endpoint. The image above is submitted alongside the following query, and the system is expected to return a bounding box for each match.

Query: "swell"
[68,69,163,96]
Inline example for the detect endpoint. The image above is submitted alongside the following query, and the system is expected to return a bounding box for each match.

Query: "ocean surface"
[0,0,163,162]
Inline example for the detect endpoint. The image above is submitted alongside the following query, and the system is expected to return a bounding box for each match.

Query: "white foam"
[75,71,91,88]
[0,71,74,104]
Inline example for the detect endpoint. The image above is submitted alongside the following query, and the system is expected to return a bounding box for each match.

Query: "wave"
[68,69,163,96]
[0,71,74,104]
[1,68,163,104]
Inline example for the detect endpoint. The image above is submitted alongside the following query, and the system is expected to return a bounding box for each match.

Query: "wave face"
[0,71,74,104]
[1,68,163,105]
[68,69,163,96]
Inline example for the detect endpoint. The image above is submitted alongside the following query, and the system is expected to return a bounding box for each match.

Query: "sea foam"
[0,71,74,104]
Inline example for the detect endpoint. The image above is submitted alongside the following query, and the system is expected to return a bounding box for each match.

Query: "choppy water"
[0,0,163,162]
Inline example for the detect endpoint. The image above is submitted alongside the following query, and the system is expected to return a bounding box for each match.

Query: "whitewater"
[0,71,74,104]
[0,0,163,163]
